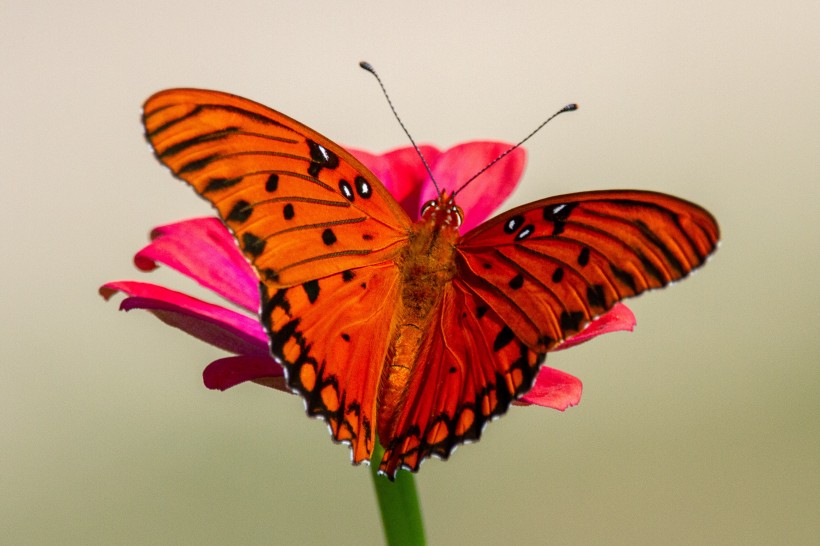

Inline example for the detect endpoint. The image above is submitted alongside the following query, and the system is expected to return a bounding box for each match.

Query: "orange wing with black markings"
[143,89,411,287]
[378,278,545,475]
[456,190,719,351]
[377,190,718,475]
[142,87,720,478]
[143,89,410,465]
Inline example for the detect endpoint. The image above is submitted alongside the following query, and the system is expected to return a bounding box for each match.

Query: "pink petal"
[554,303,636,352]
[517,366,583,410]
[100,281,269,356]
[432,142,526,232]
[350,142,525,226]
[348,145,442,219]
[134,217,259,312]
[203,355,287,392]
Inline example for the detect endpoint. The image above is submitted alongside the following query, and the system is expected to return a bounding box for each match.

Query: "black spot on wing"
[504,214,525,234]
[322,228,337,246]
[508,274,524,290]
[302,279,320,304]
[578,247,590,267]
[560,310,585,333]
[493,326,516,352]
[242,232,266,257]
[354,176,372,198]
[203,176,243,193]
[306,139,339,178]
[543,202,578,222]
[283,203,295,220]
[339,179,354,201]
[265,173,279,192]
[262,268,279,283]
[544,202,578,236]
[515,224,535,241]
[226,200,252,223]
[586,284,606,308]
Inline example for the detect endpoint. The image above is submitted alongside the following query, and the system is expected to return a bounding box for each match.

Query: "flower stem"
[370,441,426,545]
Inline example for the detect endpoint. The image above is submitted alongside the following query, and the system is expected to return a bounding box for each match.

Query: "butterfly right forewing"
[456,190,720,351]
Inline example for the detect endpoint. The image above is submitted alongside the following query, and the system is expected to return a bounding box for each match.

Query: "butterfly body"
[142,88,719,477]
[380,196,462,445]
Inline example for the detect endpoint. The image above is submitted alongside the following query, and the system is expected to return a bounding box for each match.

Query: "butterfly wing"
[143,89,412,286]
[378,279,544,475]
[378,190,719,475]
[143,89,412,464]
[456,190,720,351]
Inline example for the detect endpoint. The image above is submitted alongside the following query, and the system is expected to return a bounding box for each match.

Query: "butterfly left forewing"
[457,190,720,351]
[142,89,412,286]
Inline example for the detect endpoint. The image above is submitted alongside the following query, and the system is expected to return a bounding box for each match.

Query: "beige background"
[3,1,818,544]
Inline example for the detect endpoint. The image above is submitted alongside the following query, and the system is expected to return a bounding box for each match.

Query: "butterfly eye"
[447,205,463,227]
[421,200,437,218]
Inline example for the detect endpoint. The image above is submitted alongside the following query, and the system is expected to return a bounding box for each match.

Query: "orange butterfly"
[142,88,719,477]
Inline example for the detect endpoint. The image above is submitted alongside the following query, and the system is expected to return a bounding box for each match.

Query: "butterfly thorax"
[377,193,463,441]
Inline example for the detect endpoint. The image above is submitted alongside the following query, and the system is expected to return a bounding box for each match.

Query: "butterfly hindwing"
[142,89,412,286]
[378,279,544,475]
[260,259,401,464]
[457,190,720,351]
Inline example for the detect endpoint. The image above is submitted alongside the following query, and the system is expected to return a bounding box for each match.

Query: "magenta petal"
[432,142,526,232]
[100,281,269,357]
[133,217,259,312]
[554,303,636,352]
[203,355,286,392]
[348,145,442,219]
[518,367,583,410]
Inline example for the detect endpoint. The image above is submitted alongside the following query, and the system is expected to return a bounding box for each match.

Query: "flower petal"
[349,141,524,227]
[554,303,636,351]
[431,142,525,232]
[203,355,287,392]
[133,217,259,312]
[100,280,268,356]
[517,366,583,410]
[348,145,442,219]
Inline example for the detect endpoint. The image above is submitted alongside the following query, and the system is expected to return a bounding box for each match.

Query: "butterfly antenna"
[360,61,440,193]
[453,103,578,197]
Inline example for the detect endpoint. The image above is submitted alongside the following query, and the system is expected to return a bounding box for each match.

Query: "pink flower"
[100,141,635,410]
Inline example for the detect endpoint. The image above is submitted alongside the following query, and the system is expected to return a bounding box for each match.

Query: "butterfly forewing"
[142,89,412,286]
[457,190,720,351]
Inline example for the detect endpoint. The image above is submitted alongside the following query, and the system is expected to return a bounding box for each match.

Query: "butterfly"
[142,88,719,477]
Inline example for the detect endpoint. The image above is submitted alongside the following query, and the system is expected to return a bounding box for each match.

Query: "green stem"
[370,441,426,545]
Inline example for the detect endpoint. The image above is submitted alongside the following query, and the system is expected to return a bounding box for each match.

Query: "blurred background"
[2,1,818,544]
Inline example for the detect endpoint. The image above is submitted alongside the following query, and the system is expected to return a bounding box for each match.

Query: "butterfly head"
[420,191,463,229]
